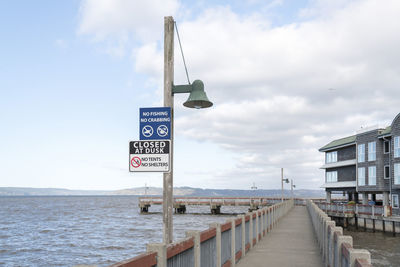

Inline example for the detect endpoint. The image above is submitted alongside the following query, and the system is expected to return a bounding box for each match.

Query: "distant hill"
[0,187,111,196]
[0,186,324,198]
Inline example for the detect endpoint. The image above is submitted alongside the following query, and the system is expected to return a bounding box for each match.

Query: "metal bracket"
[172,84,192,94]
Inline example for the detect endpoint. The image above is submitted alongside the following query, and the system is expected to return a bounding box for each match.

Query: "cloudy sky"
[1,0,400,191]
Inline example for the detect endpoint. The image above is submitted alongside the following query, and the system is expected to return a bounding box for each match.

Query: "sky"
[1,0,400,191]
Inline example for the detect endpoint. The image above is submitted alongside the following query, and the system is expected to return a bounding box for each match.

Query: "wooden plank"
[222,259,231,267]
[235,218,242,226]
[166,237,194,259]
[235,250,242,262]
[221,221,232,232]
[200,228,216,243]
[109,252,157,267]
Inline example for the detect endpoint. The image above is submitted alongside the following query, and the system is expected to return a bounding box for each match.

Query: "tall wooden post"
[163,16,174,244]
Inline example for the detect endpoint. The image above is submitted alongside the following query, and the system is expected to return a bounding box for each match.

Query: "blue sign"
[140,107,171,140]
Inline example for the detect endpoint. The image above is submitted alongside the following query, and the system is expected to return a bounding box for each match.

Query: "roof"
[378,126,392,137]
[319,135,356,152]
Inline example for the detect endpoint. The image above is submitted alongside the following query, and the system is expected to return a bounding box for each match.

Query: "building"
[319,112,400,215]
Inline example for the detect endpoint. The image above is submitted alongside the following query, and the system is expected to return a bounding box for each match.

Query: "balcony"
[320,181,356,188]
[320,159,357,169]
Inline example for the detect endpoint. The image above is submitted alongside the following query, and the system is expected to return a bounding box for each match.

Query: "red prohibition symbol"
[131,156,142,168]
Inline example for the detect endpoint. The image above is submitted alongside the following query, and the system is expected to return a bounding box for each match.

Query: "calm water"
[344,229,400,267]
[0,196,243,267]
[2,197,400,266]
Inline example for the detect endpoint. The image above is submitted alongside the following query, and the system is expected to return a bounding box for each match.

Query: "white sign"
[129,140,170,172]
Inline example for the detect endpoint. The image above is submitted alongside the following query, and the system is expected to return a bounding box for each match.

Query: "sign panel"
[129,140,170,172]
[140,107,171,140]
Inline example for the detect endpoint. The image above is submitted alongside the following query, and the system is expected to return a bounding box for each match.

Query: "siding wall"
[324,145,356,183]
[392,189,400,215]
[325,165,356,182]
[337,145,356,161]
[356,130,388,192]
[391,114,400,192]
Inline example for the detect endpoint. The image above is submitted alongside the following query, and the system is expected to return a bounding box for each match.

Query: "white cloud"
[78,0,179,40]
[78,0,179,56]
[78,0,400,189]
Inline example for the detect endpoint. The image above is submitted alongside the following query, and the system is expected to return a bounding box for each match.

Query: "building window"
[326,151,337,163]
[384,165,390,179]
[326,171,338,183]
[393,195,399,209]
[395,136,400,158]
[368,166,376,185]
[384,140,390,154]
[358,144,365,163]
[395,163,400,185]
[358,167,365,186]
[368,142,376,161]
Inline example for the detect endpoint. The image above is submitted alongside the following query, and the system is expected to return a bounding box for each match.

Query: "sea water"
[0,196,242,266]
[1,196,399,266]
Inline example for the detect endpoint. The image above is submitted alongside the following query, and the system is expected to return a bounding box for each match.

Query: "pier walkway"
[236,206,323,267]
[111,200,372,267]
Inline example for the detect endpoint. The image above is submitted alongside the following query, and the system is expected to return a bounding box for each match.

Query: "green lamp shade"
[183,80,213,109]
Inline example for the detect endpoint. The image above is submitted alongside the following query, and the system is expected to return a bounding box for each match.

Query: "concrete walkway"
[237,206,323,267]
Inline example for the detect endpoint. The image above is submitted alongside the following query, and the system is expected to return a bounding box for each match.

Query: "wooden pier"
[112,199,372,267]
[138,196,280,214]
[315,201,400,235]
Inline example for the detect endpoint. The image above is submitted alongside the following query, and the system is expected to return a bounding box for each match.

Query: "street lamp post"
[281,167,289,202]
[291,179,296,199]
[163,16,213,244]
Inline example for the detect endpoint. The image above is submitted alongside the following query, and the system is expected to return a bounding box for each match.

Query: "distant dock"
[138,196,281,214]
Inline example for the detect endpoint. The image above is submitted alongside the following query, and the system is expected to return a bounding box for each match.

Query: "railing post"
[278,203,281,220]
[383,205,387,217]
[350,249,371,266]
[186,230,201,267]
[329,226,342,267]
[230,219,236,267]
[248,212,253,249]
[261,209,264,237]
[324,221,335,262]
[336,236,352,267]
[270,206,273,229]
[255,210,259,243]
[241,215,246,257]
[147,243,166,267]
[321,213,328,252]
[272,206,276,227]
[210,222,221,267]
[270,206,273,231]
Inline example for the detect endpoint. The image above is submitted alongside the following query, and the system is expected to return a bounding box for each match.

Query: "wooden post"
[372,219,375,232]
[393,221,396,237]
[163,16,174,244]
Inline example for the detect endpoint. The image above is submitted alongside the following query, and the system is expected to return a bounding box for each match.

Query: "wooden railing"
[307,200,372,267]
[110,200,294,267]
[315,201,387,217]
